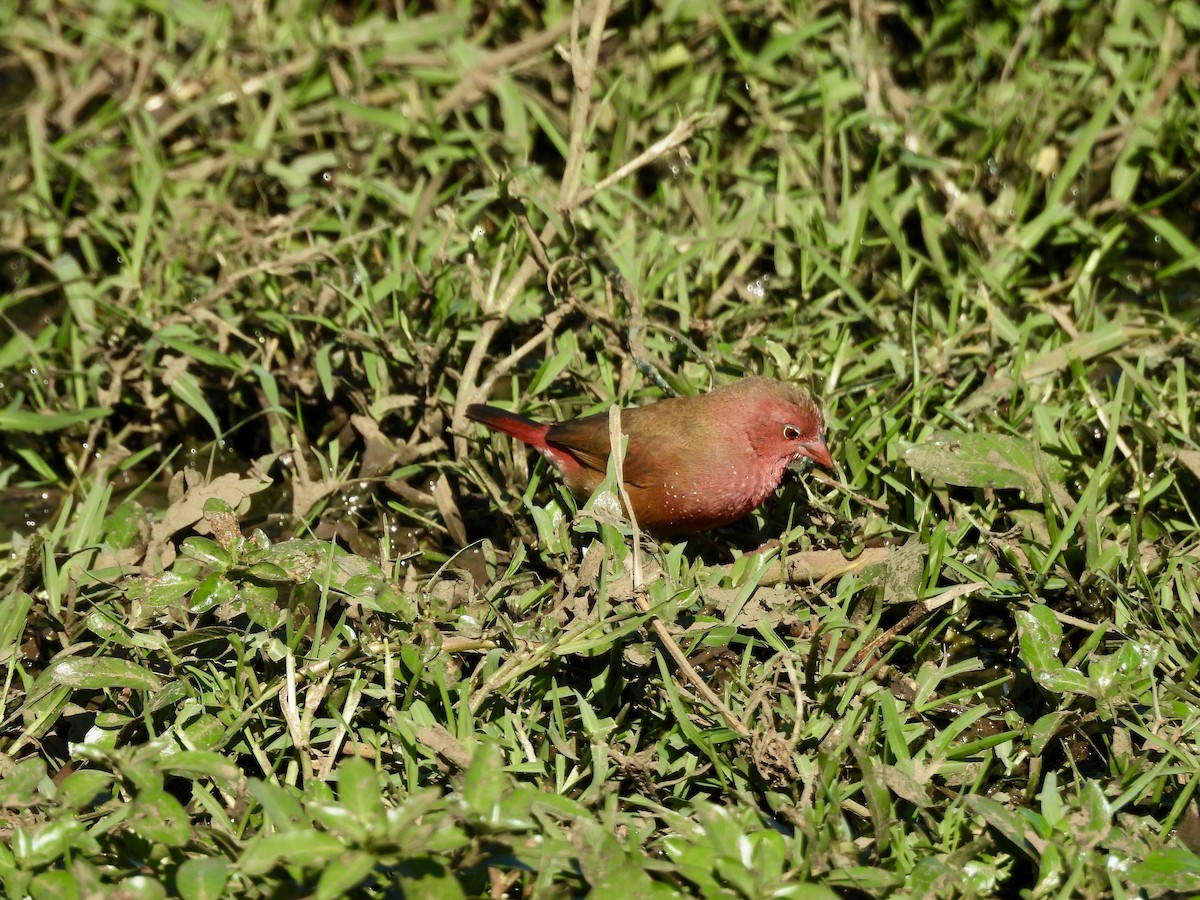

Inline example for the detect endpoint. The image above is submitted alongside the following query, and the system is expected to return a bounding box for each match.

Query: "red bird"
[465,376,832,535]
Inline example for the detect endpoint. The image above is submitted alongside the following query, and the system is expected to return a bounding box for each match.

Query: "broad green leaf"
[0,758,46,807]
[337,756,385,828]
[188,573,238,614]
[130,788,190,846]
[12,818,87,868]
[176,857,229,900]
[46,656,162,691]
[315,850,376,900]
[238,831,347,877]
[56,770,114,809]
[903,432,1065,503]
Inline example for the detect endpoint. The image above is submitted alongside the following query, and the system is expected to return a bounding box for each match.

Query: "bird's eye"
[783,424,802,441]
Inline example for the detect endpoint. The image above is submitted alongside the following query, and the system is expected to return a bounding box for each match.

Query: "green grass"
[2,0,1200,896]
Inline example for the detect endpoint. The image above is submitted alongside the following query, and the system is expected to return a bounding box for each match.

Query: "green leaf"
[337,756,384,829]
[188,573,238,614]
[12,818,87,868]
[247,780,307,833]
[1071,780,1112,849]
[1124,848,1200,894]
[0,758,47,807]
[241,561,291,581]
[29,868,83,900]
[0,406,111,433]
[165,628,239,654]
[46,656,163,691]
[160,751,243,790]
[0,592,33,652]
[315,344,335,400]
[130,788,190,847]
[179,713,227,752]
[181,537,234,569]
[52,253,97,333]
[201,497,234,516]
[461,742,506,826]
[394,858,466,900]
[966,795,1044,859]
[238,831,348,877]
[55,770,114,809]
[102,502,151,551]
[1027,711,1073,756]
[137,572,202,609]
[167,369,222,439]
[902,432,1064,503]
[574,818,660,896]
[175,857,229,900]
[315,850,376,900]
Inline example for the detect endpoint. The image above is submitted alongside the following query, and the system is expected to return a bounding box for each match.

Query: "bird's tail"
[465,404,551,449]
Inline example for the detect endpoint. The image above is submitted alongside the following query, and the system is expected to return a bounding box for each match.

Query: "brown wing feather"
[545,401,701,490]
[543,411,611,474]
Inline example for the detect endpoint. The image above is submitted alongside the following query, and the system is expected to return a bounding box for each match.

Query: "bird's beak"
[800,438,833,469]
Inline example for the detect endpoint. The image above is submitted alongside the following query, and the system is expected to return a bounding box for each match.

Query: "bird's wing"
[544,411,613,474]
[545,406,671,488]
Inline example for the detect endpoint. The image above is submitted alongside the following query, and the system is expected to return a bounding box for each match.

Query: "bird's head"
[741,380,833,470]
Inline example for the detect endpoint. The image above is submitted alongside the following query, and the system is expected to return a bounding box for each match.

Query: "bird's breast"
[626,455,789,533]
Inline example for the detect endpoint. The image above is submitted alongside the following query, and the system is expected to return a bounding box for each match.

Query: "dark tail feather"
[465,404,550,449]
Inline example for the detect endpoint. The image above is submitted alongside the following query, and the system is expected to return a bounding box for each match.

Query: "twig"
[569,113,711,210]
[847,581,985,670]
[478,303,576,397]
[457,6,710,505]
[435,6,596,118]
[558,0,613,208]
[999,0,1055,84]
[200,222,391,305]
